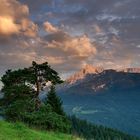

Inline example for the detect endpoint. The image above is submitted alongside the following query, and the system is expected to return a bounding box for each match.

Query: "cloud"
[0,0,38,37]
[21,19,38,37]
[1,0,140,77]
[136,45,140,48]
[40,23,97,70]
[33,22,97,73]
[0,0,29,17]
[0,16,19,35]
[43,21,59,33]
[0,0,39,76]
[96,14,121,22]
[0,48,37,76]
[94,25,102,34]
[46,34,96,58]
[20,0,52,12]
[109,27,119,36]
[0,16,97,76]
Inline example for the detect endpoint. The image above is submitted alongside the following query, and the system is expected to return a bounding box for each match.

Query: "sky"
[0,0,140,79]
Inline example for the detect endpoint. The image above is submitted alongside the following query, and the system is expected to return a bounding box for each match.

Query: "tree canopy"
[1,61,63,108]
[1,61,63,96]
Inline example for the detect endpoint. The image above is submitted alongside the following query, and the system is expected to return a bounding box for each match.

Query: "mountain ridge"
[66,65,140,85]
[57,66,140,137]
[66,64,104,84]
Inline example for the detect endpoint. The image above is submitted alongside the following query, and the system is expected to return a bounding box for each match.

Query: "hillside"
[55,66,140,137]
[0,121,79,140]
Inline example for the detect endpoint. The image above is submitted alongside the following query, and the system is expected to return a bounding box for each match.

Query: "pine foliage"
[46,85,64,115]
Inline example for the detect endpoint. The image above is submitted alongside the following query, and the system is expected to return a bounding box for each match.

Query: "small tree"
[46,85,65,116]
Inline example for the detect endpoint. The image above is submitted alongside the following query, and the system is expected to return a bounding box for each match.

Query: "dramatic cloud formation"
[0,0,97,77]
[0,0,38,37]
[37,23,97,72]
[0,0,140,79]
[0,0,38,77]
[45,33,97,58]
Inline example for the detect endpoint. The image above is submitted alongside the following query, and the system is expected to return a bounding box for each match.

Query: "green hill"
[0,121,80,140]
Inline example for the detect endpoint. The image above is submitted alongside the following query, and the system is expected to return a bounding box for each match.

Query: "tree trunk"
[36,80,40,97]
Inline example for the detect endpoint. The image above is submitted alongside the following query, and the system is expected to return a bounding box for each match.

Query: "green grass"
[0,121,80,140]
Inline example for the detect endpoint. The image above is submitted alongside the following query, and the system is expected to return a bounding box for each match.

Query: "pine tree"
[46,85,64,116]
[1,61,63,109]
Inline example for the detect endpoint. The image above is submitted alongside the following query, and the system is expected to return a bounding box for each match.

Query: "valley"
[55,65,140,137]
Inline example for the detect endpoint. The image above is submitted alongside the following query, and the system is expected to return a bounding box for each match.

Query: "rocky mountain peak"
[66,65,140,85]
[66,64,104,84]
[82,64,103,74]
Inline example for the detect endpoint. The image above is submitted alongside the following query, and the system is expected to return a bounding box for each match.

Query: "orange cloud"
[21,19,38,37]
[92,24,104,35]
[0,0,38,37]
[47,34,97,58]
[43,21,59,33]
[0,16,19,35]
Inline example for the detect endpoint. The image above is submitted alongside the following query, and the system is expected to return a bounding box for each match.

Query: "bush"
[23,104,71,133]
[5,98,36,121]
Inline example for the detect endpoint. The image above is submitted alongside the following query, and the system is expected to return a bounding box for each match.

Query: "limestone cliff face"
[67,65,140,85]
[66,65,104,84]
[119,68,140,73]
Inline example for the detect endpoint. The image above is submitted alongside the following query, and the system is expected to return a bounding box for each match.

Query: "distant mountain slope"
[58,65,140,94]
[68,70,140,93]
[56,65,140,137]
[65,65,140,86]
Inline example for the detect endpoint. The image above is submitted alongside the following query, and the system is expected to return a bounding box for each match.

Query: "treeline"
[69,115,140,140]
